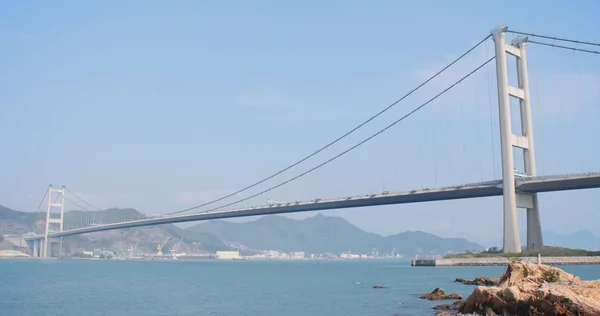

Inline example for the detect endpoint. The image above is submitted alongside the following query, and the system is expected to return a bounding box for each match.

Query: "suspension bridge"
[18,25,600,258]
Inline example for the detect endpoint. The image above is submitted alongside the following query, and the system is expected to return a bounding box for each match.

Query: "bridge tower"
[42,185,65,258]
[491,26,543,253]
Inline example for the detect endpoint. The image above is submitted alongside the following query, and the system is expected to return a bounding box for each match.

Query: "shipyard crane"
[128,241,139,257]
[170,237,184,259]
[156,237,170,256]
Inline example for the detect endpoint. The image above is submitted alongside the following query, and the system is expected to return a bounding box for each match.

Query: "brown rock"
[420,288,462,300]
[432,300,464,310]
[434,312,453,316]
[454,276,500,286]
[459,262,600,315]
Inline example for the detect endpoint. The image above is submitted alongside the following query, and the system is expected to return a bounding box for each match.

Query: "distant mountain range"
[187,214,484,255]
[0,204,226,255]
[530,230,600,251]
[1,204,484,256]
[7,202,595,256]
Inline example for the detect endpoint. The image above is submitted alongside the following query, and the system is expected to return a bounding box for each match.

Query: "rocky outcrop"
[459,262,600,315]
[432,300,464,310]
[420,288,462,300]
[455,277,500,286]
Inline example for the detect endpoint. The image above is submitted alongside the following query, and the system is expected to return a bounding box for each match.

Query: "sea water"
[1,259,599,316]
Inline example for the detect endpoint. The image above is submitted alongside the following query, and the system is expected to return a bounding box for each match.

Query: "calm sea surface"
[1,259,599,316]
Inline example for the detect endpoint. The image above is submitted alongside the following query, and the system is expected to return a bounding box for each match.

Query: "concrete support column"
[527,199,543,250]
[33,239,39,258]
[491,26,521,253]
[513,37,543,250]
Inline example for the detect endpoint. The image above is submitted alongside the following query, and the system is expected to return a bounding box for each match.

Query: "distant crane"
[156,237,170,256]
[128,241,139,258]
[170,237,184,259]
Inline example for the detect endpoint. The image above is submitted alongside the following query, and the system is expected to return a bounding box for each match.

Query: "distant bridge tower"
[491,26,543,253]
[43,185,65,258]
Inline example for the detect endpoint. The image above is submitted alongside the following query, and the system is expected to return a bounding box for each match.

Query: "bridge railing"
[40,172,600,237]
[145,179,506,220]
[518,172,600,182]
[61,172,600,226]
[163,172,598,218]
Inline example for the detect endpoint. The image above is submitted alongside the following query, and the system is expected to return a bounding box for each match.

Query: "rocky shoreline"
[421,262,600,315]
[454,277,499,286]
[412,256,600,266]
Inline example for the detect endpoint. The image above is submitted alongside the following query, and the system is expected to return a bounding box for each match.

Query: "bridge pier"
[28,239,42,258]
[27,238,59,258]
[33,239,39,257]
[491,26,543,253]
[527,201,543,251]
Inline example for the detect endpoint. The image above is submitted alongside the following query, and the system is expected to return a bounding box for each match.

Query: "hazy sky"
[1,1,599,247]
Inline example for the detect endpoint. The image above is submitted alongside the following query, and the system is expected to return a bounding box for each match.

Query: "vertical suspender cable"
[532,37,544,175]
[552,39,565,173]
[446,94,452,174]
[419,128,424,189]
[486,41,498,179]
[432,106,438,187]
[574,43,587,171]
[460,87,466,183]
[403,135,409,192]
[475,77,483,182]
[381,131,385,192]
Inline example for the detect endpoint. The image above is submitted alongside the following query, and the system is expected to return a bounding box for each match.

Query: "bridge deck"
[25,173,600,239]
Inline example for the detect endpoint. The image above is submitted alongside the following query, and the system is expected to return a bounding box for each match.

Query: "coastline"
[0,256,408,262]
[412,256,600,266]
[447,262,600,315]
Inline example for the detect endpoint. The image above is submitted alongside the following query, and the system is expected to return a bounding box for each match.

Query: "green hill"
[444,246,600,258]
[0,204,46,234]
[187,214,484,255]
[381,231,483,255]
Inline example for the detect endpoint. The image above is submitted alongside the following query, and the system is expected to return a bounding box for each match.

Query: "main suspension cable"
[34,187,49,212]
[64,186,102,211]
[165,34,493,216]
[197,57,496,214]
[506,30,600,47]
[528,40,600,55]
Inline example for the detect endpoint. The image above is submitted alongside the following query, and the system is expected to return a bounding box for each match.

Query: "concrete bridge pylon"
[491,25,543,253]
[42,185,65,258]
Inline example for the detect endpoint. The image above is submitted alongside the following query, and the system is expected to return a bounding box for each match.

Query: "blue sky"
[1,1,599,247]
